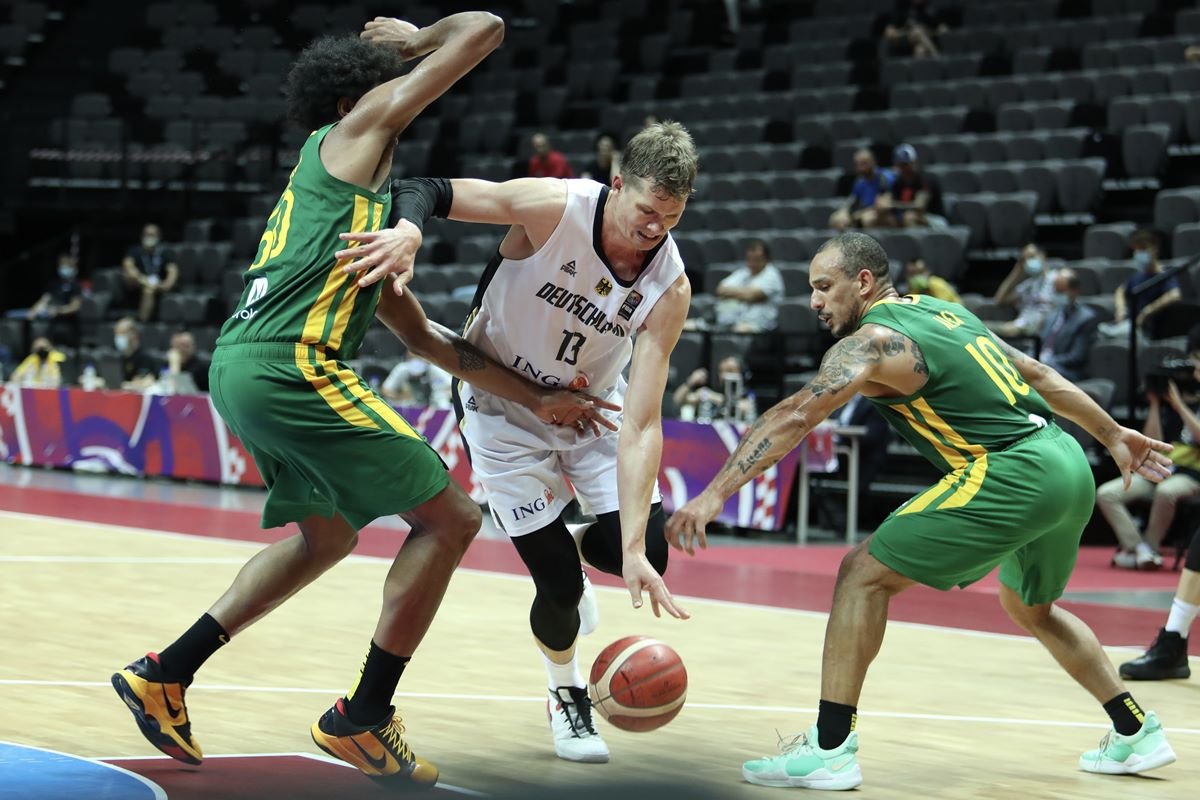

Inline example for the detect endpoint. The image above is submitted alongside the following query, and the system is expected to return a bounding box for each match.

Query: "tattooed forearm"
[809,333,882,397]
[911,338,928,375]
[451,338,486,371]
[736,437,772,475]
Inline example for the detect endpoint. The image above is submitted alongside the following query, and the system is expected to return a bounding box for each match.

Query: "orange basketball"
[588,635,687,732]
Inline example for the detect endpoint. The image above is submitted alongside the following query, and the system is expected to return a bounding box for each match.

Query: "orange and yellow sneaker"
[311,698,438,788]
[111,653,204,765]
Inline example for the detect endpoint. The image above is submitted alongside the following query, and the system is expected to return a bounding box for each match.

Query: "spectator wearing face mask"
[988,242,1058,338]
[1038,269,1098,382]
[8,336,66,389]
[672,356,754,422]
[122,223,179,322]
[17,252,84,347]
[113,317,162,391]
[903,259,961,303]
[1102,228,1182,339]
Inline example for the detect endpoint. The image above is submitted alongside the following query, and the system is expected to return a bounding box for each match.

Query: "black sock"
[344,641,410,726]
[1103,692,1145,736]
[157,613,229,683]
[816,699,858,750]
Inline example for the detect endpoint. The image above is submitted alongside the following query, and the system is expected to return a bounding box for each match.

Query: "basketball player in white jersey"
[341,122,697,762]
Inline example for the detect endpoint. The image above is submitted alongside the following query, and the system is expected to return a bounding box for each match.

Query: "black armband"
[388,177,454,231]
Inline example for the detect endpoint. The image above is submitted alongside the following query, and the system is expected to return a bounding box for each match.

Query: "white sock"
[543,651,585,690]
[1165,598,1198,638]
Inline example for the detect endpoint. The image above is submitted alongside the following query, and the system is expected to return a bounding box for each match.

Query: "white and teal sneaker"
[1080,711,1176,775]
[742,726,863,790]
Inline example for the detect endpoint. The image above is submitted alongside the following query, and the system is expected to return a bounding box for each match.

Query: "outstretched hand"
[535,390,621,438]
[664,492,722,556]
[1107,426,1174,489]
[623,553,688,619]
[337,220,423,296]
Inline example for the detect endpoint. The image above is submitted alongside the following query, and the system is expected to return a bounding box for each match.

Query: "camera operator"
[1120,330,1200,679]
[1096,326,1200,570]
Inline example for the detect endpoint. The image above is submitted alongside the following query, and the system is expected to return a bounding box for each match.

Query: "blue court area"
[0,742,163,800]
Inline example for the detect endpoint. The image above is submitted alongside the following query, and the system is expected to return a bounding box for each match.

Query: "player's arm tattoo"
[451,338,486,371]
[809,332,884,397]
[910,338,928,375]
[727,416,772,476]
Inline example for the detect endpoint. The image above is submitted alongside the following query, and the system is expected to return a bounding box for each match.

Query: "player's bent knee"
[998,585,1050,630]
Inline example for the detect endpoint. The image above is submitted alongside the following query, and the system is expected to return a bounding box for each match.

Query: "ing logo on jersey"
[595,278,613,296]
[561,260,577,276]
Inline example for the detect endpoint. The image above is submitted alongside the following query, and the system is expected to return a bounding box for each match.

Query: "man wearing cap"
[878,144,944,228]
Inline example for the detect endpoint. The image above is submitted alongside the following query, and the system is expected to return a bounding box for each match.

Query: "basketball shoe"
[111,653,203,765]
[742,726,863,790]
[548,686,609,763]
[311,699,438,787]
[1080,711,1176,774]
[578,569,600,636]
[1120,629,1191,680]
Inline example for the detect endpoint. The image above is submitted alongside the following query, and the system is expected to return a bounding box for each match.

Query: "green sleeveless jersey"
[860,295,1055,476]
[217,123,390,359]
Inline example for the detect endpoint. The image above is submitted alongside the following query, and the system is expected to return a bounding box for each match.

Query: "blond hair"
[620,121,697,199]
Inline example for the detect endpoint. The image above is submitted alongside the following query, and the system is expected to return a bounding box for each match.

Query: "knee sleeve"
[582,503,668,576]
[511,518,583,651]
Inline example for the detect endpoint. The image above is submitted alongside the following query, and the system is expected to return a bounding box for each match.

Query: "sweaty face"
[615,177,686,250]
[809,250,867,339]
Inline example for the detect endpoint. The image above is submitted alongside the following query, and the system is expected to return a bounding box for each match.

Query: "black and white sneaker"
[547,686,610,763]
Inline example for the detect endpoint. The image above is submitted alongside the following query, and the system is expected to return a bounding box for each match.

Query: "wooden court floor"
[1,511,1196,799]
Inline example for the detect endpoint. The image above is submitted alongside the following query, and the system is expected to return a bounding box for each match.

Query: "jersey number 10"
[964,335,1030,405]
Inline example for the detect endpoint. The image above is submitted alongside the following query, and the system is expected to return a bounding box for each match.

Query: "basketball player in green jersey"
[111,14,615,789]
[668,232,1179,790]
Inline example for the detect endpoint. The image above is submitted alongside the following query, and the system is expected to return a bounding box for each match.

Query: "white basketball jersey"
[458,179,685,450]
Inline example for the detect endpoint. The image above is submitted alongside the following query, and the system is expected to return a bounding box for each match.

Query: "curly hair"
[285,35,407,132]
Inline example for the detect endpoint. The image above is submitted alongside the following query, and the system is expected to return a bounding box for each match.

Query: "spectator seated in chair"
[1097,330,1200,570]
[1037,269,1098,383]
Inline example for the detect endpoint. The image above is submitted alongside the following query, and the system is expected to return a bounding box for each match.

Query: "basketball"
[588,636,687,732]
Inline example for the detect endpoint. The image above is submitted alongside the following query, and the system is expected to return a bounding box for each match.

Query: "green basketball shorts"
[209,342,449,531]
[868,424,1095,605]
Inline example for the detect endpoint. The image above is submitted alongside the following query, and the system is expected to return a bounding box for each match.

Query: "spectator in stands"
[831,393,892,523]
[1119,335,1200,681]
[114,317,161,391]
[7,336,66,389]
[1037,269,1098,382]
[1104,228,1182,339]
[164,330,209,393]
[714,238,786,332]
[829,149,894,232]
[581,133,619,186]
[903,259,961,303]
[672,356,753,422]
[879,144,944,228]
[1186,45,1200,64]
[122,223,179,323]
[1097,331,1200,570]
[382,356,453,409]
[527,132,574,179]
[989,242,1057,338]
[883,0,949,58]
[22,252,82,346]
